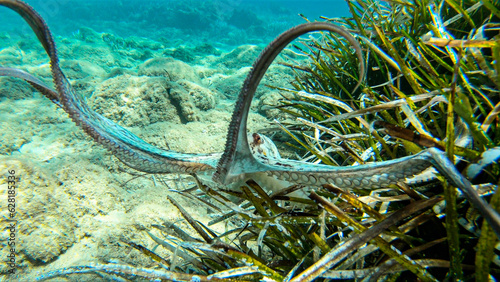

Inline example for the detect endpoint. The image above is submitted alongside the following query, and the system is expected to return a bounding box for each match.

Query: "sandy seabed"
[0,23,298,281]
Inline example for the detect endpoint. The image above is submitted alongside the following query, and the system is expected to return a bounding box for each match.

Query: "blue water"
[1,0,350,47]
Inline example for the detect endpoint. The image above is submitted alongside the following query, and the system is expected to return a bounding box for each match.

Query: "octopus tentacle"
[209,20,500,237]
[213,22,365,184]
[0,67,60,104]
[0,0,218,173]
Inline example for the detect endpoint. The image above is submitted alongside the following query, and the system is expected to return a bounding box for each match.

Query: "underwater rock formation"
[89,75,180,126]
[60,60,106,80]
[257,91,289,119]
[104,67,135,79]
[227,9,263,29]
[167,79,218,122]
[206,67,251,98]
[193,43,221,56]
[207,62,294,99]
[138,57,201,83]
[0,158,77,267]
[0,46,23,65]
[73,26,101,43]
[65,43,118,69]
[170,47,195,62]
[90,75,217,125]
[0,154,204,279]
[0,77,32,99]
[218,44,262,69]
[175,79,217,111]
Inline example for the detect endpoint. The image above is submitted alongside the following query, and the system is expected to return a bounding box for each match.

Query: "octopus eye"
[252,133,261,144]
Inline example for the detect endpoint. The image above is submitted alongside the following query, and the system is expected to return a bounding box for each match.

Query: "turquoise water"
[2,0,350,47]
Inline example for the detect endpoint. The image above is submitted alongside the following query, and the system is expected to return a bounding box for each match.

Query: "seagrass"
[1,0,500,280]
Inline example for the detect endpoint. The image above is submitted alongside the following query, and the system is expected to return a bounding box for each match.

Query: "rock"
[164,44,222,63]
[68,43,118,68]
[73,27,101,43]
[167,85,198,122]
[70,79,95,98]
[0,158,77,265]
[206,67,251,98]
[89,75,180,126]
[60,60,107,79]
[218,44,262,69]
[194,43,221,56]
[138,57,201,83]
[0,77,33,99]
[0,46,23,65]
[170,47,195,62]
[102,32,125,49]
[102,32,164,51]
[105,67,135,79]
[124,36,163,50]
[176,79,217,111]
[256,91,289,119]
[118,48,153,63]
[228,9,263,29]
[167,80,218,122]
[89,75,217,125]
[208,63,295,99]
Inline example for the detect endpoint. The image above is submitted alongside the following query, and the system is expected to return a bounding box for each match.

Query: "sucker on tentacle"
[1,0,500,239]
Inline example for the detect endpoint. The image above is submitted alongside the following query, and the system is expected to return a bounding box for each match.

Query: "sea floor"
[0,16,301,280]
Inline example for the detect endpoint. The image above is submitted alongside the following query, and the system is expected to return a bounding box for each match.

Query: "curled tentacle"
[214,22,365,184]
[0,0,218,173]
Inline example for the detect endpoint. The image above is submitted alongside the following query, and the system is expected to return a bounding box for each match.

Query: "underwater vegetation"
[275,0,500,280]
[0,0,499,281]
